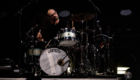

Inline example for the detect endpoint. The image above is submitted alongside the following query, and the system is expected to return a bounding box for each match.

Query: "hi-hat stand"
[26,24,38,74]
[88,0,110,75]
[77,20,92,75]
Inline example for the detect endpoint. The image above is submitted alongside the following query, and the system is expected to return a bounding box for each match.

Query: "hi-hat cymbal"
[70,13,94,22]
[77,29,95,34]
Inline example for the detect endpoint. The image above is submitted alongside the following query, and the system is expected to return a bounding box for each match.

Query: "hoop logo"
[48,49,61,53]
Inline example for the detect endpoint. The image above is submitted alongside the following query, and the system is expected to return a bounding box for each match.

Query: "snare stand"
[30,27,35,73]
[26,24,38,74]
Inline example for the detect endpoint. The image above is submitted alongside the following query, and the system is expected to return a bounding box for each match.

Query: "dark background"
[0,0,140,73]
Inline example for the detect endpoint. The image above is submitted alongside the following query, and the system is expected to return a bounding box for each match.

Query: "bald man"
[47,9,59,25]
[36,9,66,43]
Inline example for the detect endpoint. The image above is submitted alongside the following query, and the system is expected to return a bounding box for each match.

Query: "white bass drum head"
[39,48,69,76]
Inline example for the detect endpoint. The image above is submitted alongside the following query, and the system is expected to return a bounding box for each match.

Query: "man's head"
[47,9,59,23]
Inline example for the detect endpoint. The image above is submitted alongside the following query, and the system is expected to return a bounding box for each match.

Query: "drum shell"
[27,40,47,49]
[27,48,42,56]
[58,28,77,47]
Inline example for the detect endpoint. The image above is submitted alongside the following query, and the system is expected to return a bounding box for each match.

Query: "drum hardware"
[84,33,93,73]
[70,13,95,22]
[92,44,98,74]
[87,0,104,74]
[88,0,109,73]
[77,29,95,34]
[14,0,35,71]
[25,24,41,74]
[76,28,85,74]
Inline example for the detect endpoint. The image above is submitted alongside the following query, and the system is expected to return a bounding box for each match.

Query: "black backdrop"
[0,0,140,70]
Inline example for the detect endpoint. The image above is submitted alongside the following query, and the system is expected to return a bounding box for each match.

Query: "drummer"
[36,9,67,43]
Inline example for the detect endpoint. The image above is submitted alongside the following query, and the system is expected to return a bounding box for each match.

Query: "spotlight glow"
[120,9,132,16]
[117,67,130,70]
[117,71,126,74]
[117,67,130,74]
[59,10,70,17]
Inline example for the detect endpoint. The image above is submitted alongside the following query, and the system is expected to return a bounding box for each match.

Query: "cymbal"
[92,34,112,42]
[77,29,95,34]
[70,13,94,22]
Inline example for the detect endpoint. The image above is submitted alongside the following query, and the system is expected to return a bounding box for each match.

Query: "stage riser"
[0,78,118,80]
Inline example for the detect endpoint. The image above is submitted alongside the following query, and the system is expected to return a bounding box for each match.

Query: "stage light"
[117,67,130,74]
[67,67,71,74]
[117,67,130,70]
[120,9,132,16]
[59,10,70,17]
[117,70,126,74]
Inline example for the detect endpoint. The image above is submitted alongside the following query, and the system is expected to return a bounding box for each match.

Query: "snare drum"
[39,47,70,76]
[59,27,77,47]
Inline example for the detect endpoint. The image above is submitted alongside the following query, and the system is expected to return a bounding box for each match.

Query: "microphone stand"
[88,0,109,75]
[14,0,33,73]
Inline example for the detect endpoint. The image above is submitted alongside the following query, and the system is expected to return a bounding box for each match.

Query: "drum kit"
[20,11,113,78]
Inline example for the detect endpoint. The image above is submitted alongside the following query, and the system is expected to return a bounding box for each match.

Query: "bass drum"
[39,47,70,76]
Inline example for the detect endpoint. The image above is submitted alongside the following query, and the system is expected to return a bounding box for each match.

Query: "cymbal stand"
[84,33,92,75]
[78,20,85,74]
[30,27,35,73]
[89,0,109,75]
[14,0,33,72]
[80,20,84,46]
[97,21,108,75]
[91,44,97,74]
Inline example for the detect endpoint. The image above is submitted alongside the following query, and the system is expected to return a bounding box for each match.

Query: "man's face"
[47,9,59,21]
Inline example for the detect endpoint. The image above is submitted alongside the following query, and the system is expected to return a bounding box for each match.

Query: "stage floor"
[0,78,119,80]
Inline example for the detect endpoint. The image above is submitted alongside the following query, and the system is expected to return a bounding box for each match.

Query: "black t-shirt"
[22,19,67,49]
[36,19,67,42]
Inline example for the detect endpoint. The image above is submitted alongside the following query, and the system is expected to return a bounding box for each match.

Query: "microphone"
[52,17,59,21]
[57,54,70,66]
[57,59,64,66]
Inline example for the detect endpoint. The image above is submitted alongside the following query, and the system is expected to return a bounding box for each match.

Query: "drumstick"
[71,14,74,27]
[39,29,41,33]
[45,39,52,48]
[71,14,75,30]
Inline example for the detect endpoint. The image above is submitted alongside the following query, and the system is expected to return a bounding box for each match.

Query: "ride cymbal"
[77,29,95,34]
[70,13,94,22]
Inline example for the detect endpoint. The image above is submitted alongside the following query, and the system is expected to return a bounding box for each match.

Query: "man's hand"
[36,31,44,41]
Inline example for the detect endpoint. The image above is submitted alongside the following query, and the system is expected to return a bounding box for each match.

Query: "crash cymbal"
[77,29,95,34]
[92,34,112,42]
[70,13,94,22]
